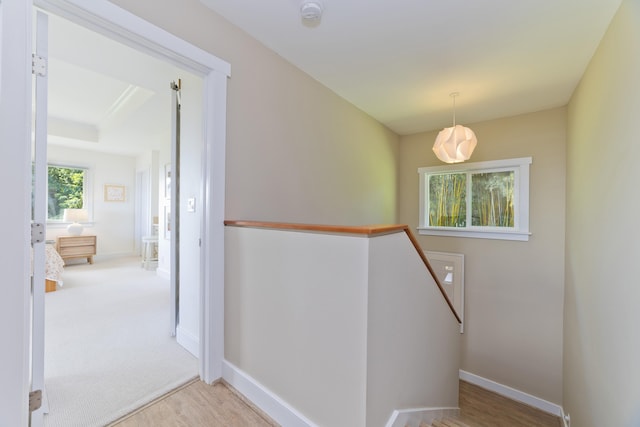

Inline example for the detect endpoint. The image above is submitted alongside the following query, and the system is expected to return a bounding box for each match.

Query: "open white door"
[25,0,230,395]
[169,80,181,337]
[30,9,49,427]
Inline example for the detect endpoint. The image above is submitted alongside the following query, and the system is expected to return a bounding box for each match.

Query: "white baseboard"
[93,252,137,261]
[156,267,170,280]
[459,370,563,416]
[561,408,570,427]
[385,407,459,427]
[176,325,199,358]
[222,360,317,427]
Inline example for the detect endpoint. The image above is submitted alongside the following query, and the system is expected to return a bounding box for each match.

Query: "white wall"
[135,149,161,240]
[565,0,640,425]
[46,145,137,258]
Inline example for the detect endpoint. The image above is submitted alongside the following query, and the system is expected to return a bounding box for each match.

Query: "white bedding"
[45,244,64,284]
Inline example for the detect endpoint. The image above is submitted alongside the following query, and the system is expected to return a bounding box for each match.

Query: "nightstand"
[56,235,97,265]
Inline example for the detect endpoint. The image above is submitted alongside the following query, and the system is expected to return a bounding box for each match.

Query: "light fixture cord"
[452,94,457,127]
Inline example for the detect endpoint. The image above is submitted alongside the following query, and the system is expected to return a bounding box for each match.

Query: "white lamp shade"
[433,124,477,164]
[63,208,88,235]
[63,208,88,223]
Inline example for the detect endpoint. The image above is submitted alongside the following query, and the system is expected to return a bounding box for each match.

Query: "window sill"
[417,227,530,241]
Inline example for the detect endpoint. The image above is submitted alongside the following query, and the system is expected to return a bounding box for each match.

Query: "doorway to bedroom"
[40,11,204,426]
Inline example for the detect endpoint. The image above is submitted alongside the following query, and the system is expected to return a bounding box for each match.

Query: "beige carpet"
[43,256,198,427]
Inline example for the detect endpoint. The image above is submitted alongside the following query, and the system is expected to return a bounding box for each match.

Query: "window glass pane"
[48,166,85,220]
[471,171,514,227]
[428,173,467,227]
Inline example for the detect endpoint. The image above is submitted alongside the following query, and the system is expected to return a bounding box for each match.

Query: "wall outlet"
[563,413,570,427]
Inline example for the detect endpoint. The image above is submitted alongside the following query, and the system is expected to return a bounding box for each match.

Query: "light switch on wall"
[187,197,196,213]
[444,265,454,283]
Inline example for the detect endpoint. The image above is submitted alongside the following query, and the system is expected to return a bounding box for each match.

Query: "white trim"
[30,11,49,426]
[222,361,318,427]
[33,0,230,77]
[385,407,459,427]
[176,325,199,358]
[0,2,3,100]
[1,1,35,425]
[32,0,229,388]
[418,228,531,241]
[459,370,563,416]
[199,67,228,384]
[419,157,532,174]
[418,157,532,241]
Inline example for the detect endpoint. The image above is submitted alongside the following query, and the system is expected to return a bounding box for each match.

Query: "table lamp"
[63,208,88,236]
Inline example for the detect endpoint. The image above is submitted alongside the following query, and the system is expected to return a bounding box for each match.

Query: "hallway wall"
[398,108,566,405]
[110,0,400,227]
[565,0,640,425]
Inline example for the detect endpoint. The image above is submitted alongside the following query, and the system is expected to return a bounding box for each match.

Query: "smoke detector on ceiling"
[300,1,323,21]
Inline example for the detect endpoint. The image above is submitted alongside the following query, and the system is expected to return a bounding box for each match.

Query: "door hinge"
[29,390,42,412]
[32,54,47,77]
[31,223,45,245]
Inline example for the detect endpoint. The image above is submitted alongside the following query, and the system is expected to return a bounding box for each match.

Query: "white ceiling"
[199,0,623,135]
[47,1,623,157]
[46,14,191,156]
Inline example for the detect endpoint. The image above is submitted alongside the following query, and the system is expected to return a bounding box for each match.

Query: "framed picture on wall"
[104,184,126,202]
[164,205,171,240]
[164,164,171,199]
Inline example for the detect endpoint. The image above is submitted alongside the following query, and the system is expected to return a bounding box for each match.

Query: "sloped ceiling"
[47,0,624,156]
[199,0,623,134]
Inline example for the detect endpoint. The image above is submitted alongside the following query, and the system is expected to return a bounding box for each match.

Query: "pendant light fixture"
[432,92,477,164]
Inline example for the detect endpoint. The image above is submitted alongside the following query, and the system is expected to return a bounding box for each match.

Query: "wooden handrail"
[224,220,461,324]
[401,227,461,324]
[224,220,407,236]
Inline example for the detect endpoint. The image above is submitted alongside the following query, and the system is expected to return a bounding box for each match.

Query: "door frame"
[0,1,36,425]
[1,1,229,423]
[33,0,230,383]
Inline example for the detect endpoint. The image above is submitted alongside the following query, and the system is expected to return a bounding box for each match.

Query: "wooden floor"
[457,381,561,427]
[111,379,561,427]
[110,379,276,427]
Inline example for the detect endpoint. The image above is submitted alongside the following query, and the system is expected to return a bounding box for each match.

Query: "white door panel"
[30,9,49,427]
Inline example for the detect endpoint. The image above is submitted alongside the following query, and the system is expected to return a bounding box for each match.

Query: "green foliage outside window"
[419,157,530,240]
[428,170,515,229]
[471,171,514,227]
[428,173,467,227]
[48,166,85,219]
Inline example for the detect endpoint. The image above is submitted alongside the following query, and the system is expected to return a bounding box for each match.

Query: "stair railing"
[224,220,461,324]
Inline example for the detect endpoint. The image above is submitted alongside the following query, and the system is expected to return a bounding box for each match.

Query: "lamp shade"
[63,208,88,235]
[432,124,477,164]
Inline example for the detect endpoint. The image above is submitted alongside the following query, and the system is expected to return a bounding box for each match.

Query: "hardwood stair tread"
[429,417,473,427]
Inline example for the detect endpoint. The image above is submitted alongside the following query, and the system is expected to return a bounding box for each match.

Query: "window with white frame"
[418,157,532,241]
[46,164,90,222]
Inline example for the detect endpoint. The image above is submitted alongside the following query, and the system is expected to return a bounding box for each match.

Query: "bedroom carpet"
[43,256,198,427]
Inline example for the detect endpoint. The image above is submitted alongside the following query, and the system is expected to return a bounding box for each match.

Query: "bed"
[44,243,64,292]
